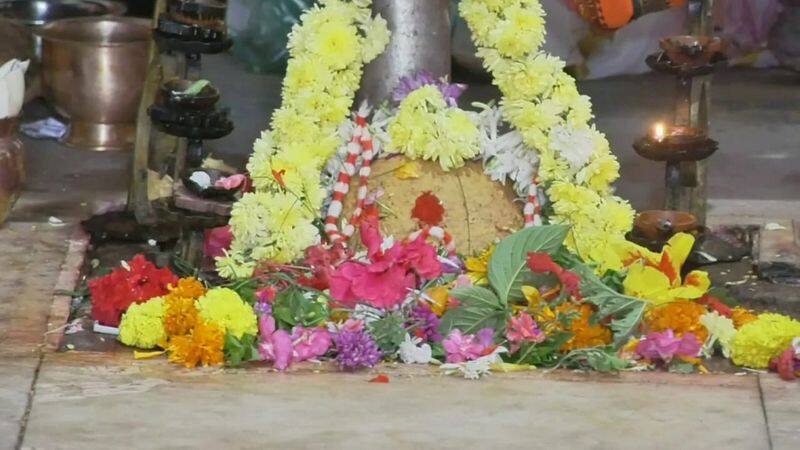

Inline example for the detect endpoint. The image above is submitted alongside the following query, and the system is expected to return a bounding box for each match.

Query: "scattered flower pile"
[80,0,799,383]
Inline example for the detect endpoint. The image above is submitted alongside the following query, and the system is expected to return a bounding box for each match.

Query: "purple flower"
[392,70,468,107]
[409,303,442,343]
[333,329,382,371]
[636,330,702,363]
[254,301,272,317]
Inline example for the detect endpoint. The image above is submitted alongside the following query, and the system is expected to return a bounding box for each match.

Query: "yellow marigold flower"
[731,307,758,329]
[118,297,166,350]
[465,244,495,286]
[645,300,709,343]
[168,277,206,300]
[164,294,199,338]
[556,302,613,351]
[196,288,257,339]
[731,313,800,369]
[168,320,224,368]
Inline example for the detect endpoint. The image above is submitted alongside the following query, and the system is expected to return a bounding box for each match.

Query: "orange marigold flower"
[645,300,709,343]
[556,302,613,351]
[731,307,758,329]
[168,277,206,299]
[164,294,199,337]
[167,320,224,368]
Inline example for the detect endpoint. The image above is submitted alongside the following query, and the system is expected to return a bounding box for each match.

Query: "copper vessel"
[0,118,25,225]
[38,17,150,151]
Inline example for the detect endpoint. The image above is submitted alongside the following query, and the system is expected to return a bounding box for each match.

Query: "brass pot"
[0,118,25,225]
[38,17,150,151]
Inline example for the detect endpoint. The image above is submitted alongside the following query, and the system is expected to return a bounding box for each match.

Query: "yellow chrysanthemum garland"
[219,0,389,278]
[460,0,634,265]
[387,85,481,171]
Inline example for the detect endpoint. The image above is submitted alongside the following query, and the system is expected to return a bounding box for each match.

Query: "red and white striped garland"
[523,176,543,228]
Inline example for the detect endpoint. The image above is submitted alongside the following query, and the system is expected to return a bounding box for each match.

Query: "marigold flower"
[556,302,612,351]
[168,320,224,368]
[645,300,709,343]
[731,307,758,329]
[118,296,166,350]
[196,288,258,340]
[731,313,800,369]
[168,277,206,299]
[164,294,199,338]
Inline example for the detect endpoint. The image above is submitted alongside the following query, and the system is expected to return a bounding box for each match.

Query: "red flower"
[526,252,583,301]
[411,192,445,226]
[272,169,287,189]
[770,348,797,382]
[297,243,349,291]
[88,254,178,326]
[697,294,732,318]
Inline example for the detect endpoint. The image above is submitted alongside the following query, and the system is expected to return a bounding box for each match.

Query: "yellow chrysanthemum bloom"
[118,297,166,350]
[196,288,257,339]
[388,85,480,171]
[731,313,800,369]
[168,320,225,368]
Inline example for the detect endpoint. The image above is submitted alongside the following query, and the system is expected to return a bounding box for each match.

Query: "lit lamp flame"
[653,123,666,142]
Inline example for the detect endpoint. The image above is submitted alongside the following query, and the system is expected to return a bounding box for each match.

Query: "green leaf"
[227,279,258,306]
[439,286,508,335]
[668,361,696,374]
[368,314,407,354]
[514,331,573,367]
[181,79,210,96]
[556,347,630,372]
[272,287,330,329]
[224,333,257,367]
[570,263,646,348]
[488,225,569,304]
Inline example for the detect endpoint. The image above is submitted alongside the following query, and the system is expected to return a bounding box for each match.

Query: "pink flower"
[258,315,332,370]
[442,328,496,363]
[454,274,473,288]
[258,315,293,370]
[636,330,701,363]
[400,237,442,280]
[204,226,233,261]
[341,319,365,333]
[214,173,247,190]
[291,326,332,362]
[506,312,546,353]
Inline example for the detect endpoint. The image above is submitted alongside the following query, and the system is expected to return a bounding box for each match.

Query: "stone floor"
[0,57,799,449]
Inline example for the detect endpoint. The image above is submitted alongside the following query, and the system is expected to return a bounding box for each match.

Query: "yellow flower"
[731,313,800,369]
[621,233,710,306]
[168,277,206,300]
[168,320,224,368]
[164,294,199,338]
[307,22,360,70]
[465,244,495,286]
[645,300,709,343]
[425,286,451,317]
[196,288,257,339]
[118,297,166,350]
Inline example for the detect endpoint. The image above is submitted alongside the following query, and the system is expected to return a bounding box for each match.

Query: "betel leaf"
[570,263,646,347]
[439,286,508,335]
[488,225,570,304]
[224,333,257,367]
[272,287,330,329]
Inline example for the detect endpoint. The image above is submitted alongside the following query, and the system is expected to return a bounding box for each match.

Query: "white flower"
[398,334,434,364]
[700,311,737,358]
[440,346,508,380]
[548,123,594,170]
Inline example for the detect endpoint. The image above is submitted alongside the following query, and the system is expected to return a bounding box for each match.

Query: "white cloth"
[0,59,29,119]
